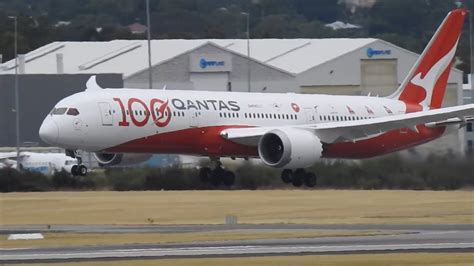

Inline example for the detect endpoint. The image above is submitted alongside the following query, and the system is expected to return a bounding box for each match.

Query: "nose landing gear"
[67,149,88,176]
[281,169,317,188]
[199,158,236,187]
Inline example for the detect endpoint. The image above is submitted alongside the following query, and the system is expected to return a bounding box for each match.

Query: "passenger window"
[66,108,80,116]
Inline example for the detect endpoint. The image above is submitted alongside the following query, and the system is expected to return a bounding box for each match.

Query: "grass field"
[5,253,473,266]
[0,230,393,248]
[0,190,472,225]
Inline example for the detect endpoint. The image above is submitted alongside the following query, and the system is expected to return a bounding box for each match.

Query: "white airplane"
[39,9,473,186]
[0,152,78,175]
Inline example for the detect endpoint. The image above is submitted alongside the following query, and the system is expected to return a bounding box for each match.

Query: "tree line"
[0,0,472,76]
[1,153,473,192]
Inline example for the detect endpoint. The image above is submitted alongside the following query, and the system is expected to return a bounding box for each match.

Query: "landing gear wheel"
[199,167,212,182]
[281,169,293,184]
[78,165,88,176]
[71,165,79,176]
[292,169,305,187]
[210,168,224,186]
[304,172,317,188]
[222,170,236,186]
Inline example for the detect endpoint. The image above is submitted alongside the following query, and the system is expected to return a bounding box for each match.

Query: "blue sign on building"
[366,48,391,58]
[199,58,225,69]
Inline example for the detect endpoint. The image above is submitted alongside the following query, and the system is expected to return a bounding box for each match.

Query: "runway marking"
[2,242,473,261]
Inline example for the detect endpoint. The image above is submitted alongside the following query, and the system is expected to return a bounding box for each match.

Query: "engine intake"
[258,128,323,169]
[94,153,151,167]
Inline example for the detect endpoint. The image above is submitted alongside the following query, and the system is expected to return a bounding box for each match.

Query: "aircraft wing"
[0,153,21,168]
[222,104,474,145]
[0,152,22,161]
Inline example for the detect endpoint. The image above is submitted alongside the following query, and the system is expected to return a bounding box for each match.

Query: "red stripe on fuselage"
[322,125,445,159]
[105,125,258,157]
[104,124,445,160]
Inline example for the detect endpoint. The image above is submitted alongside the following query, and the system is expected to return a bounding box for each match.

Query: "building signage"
[366,47,391,58]
[199,58,225,69]
[190,54,232,72]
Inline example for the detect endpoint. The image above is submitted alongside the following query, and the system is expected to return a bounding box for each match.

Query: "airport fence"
[0,153,473,192]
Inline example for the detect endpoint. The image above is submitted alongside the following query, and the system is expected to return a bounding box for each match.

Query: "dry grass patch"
[0,230,392,248]
[0,190,473,225]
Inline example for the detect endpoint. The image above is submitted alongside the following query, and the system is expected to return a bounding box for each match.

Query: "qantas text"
[112,97,240,127]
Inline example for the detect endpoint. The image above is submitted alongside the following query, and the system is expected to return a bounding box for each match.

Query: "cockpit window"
[67,108,80,116]
[50,107,67,115]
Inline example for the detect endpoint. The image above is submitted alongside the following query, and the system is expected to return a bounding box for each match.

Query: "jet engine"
[94,153,152,167]
[258,128,323,169]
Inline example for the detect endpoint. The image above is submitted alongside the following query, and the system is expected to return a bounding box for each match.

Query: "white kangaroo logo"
[410,39,458,109]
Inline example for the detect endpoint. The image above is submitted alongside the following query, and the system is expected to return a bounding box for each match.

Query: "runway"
[1,224,473,263]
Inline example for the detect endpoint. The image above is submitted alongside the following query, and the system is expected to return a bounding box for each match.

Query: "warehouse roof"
[0,38,384,77]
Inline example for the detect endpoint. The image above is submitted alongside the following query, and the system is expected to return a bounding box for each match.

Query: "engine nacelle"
[258,128,323,169]
[93,153,152,167]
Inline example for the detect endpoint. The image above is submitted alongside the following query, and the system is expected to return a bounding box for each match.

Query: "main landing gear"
[66,149,88,176]
[281,169,317,188]
[199,158,236,187]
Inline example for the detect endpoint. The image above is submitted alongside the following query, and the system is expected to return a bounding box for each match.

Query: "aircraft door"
[189,110,199,128]
[304,107,316,123]
[98,102,114,126]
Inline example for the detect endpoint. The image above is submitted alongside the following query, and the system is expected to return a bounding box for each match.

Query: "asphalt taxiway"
[1,224,473,263]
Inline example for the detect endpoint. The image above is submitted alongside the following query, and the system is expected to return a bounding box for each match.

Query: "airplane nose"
[39,118,59,145]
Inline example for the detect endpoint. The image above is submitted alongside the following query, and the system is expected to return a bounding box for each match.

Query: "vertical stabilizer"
[389,9,466,110]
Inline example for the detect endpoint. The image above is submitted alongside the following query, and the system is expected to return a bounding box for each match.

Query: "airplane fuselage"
[40,89,445,159]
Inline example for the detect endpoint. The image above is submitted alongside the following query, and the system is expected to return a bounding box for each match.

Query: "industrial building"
[0,38,466,155]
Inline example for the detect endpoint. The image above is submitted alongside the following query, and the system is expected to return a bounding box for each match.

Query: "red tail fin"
[390,9,466,110]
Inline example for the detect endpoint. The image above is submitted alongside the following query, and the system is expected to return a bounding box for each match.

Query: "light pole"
[9,16,20,169]
[469,9,473,91]
[146,0,153,89]
[242,12,251,92]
